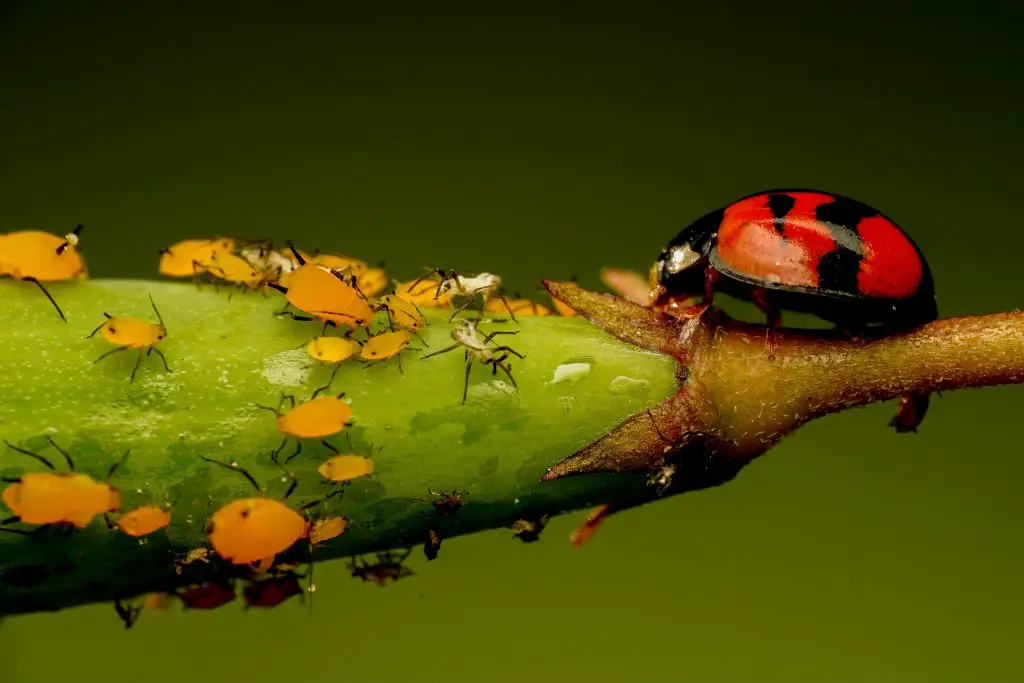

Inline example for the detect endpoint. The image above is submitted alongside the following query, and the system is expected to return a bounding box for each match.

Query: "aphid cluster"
[0,227,579,628]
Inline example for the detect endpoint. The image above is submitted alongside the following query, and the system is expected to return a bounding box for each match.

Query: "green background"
[1,2,1022,681]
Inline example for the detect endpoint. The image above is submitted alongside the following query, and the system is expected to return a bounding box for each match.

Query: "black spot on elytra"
[815,197,872,295]
[766,193,797,235]
[2,564,50,587]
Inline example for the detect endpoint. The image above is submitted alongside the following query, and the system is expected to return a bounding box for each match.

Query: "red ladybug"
[650,189,937,433]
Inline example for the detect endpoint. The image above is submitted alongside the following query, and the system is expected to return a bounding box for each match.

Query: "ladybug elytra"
[650,188,938,433]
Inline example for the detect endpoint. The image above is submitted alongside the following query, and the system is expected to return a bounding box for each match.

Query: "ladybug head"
[653,207,721,297]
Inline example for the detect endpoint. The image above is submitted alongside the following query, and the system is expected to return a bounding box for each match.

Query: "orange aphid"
[199,251,267,290]
[143,592,169,611]
[309,516,347,546]
[257,390,353,464]
[158,237,234,278]
[307,335,362,387]
[0,225,87,321]
[550,295,577,317]
[356,266,389,297]
[359,329,414,364]
[318,455,374,483]
[0,437,126,530]
[116,504,172,537]
[281,257,375,328]
[377,294,427,332]
[393,276,456,308]
[200,457,311,566]
[485,297,552,317]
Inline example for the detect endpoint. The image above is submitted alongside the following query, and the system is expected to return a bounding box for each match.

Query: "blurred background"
[1,1,1022,681]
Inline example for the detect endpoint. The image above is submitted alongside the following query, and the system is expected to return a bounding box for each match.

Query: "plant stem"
[0,280,678,617]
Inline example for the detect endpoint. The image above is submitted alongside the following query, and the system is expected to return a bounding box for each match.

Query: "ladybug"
[650,188,938,433]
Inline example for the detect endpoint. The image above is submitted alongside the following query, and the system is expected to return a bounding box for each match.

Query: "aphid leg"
[489,344,525,360]
[493,293,518,324]
[285,241,306,265]
[281,475,299,501]
[419,342,460,360]
[461,353,473,405]
[493,356,518,392]
[129,349,145,384]
[199,456,263,493]
[446,294,477,322]
[281,393,297,410]
[93,345,128,367]
[4,440,57,470]
[327,363,342,388]
[284,441,303,464]
[750,287,780,360]
[85,313,113,339]
[276,311,316,323]
[25,277,67,322]
[310,382,332,399]
[105,450,132,481]
[103,513,117,529]
[149,347,172,374]
[270,436,289,464]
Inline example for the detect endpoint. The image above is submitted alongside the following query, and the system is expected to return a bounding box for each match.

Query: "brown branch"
[541,279,1024,483]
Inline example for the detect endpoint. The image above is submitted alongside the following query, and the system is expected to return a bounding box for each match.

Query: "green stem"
[0,280,678,617]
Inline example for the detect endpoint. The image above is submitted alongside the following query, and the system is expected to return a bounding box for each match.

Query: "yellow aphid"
[318,455,374,483]
[143,593,169,610]
[393,276,456,307]
[485,297,552,317]
[359,329,418,374]
[307,336,361,364]
[87,294,171,383]
[283,259,374,329]
[356,266,389,297]
[158,238,234,278]
[0,225,87,321]
[199,252,266,290]
[377,294,427,332]
[259,391,353,464]
[309,516,347,545]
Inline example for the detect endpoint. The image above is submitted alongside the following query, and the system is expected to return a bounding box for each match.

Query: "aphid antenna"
[105,449,132,481]
[199,456,264,494]
[147,293,167,328]
[4,439,58,471]
[55,224,84,256]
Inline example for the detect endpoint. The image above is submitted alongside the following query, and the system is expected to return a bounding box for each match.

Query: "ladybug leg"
[889,392,930,433]
[750,288,780,360]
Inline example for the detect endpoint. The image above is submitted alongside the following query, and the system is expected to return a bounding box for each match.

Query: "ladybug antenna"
[199,456,263,494]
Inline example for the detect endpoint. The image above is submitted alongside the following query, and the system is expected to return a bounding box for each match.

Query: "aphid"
[318,450,375,484]
[411,269,513,321]
[256,389,353,464]
[424,528,442,561]
[649,189,938,431]
[113,598,143,629]
[376,294,428,333]
[484,295,552,317]
[511,515,550,543]
[356,266,389,297]
[358,329,421,374]
[112,500,173,538]
[392,275,456,308]
[87,293,171,384]
[273,244,374,330]
[0,225,86,321]
[570,504,613,547]
[200,457,337,566]
[174,547,212,575]
[420,318,525,404]
[349,549,415,586]
[421,488,468,517]
[175,580,237,610]
[158,237,234,278]
[199,251,267,293]
[309,516,347,546]
[0,437,127,531]
[306,335,362,387]
[240,243,305,285]
[243,571,305,609]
